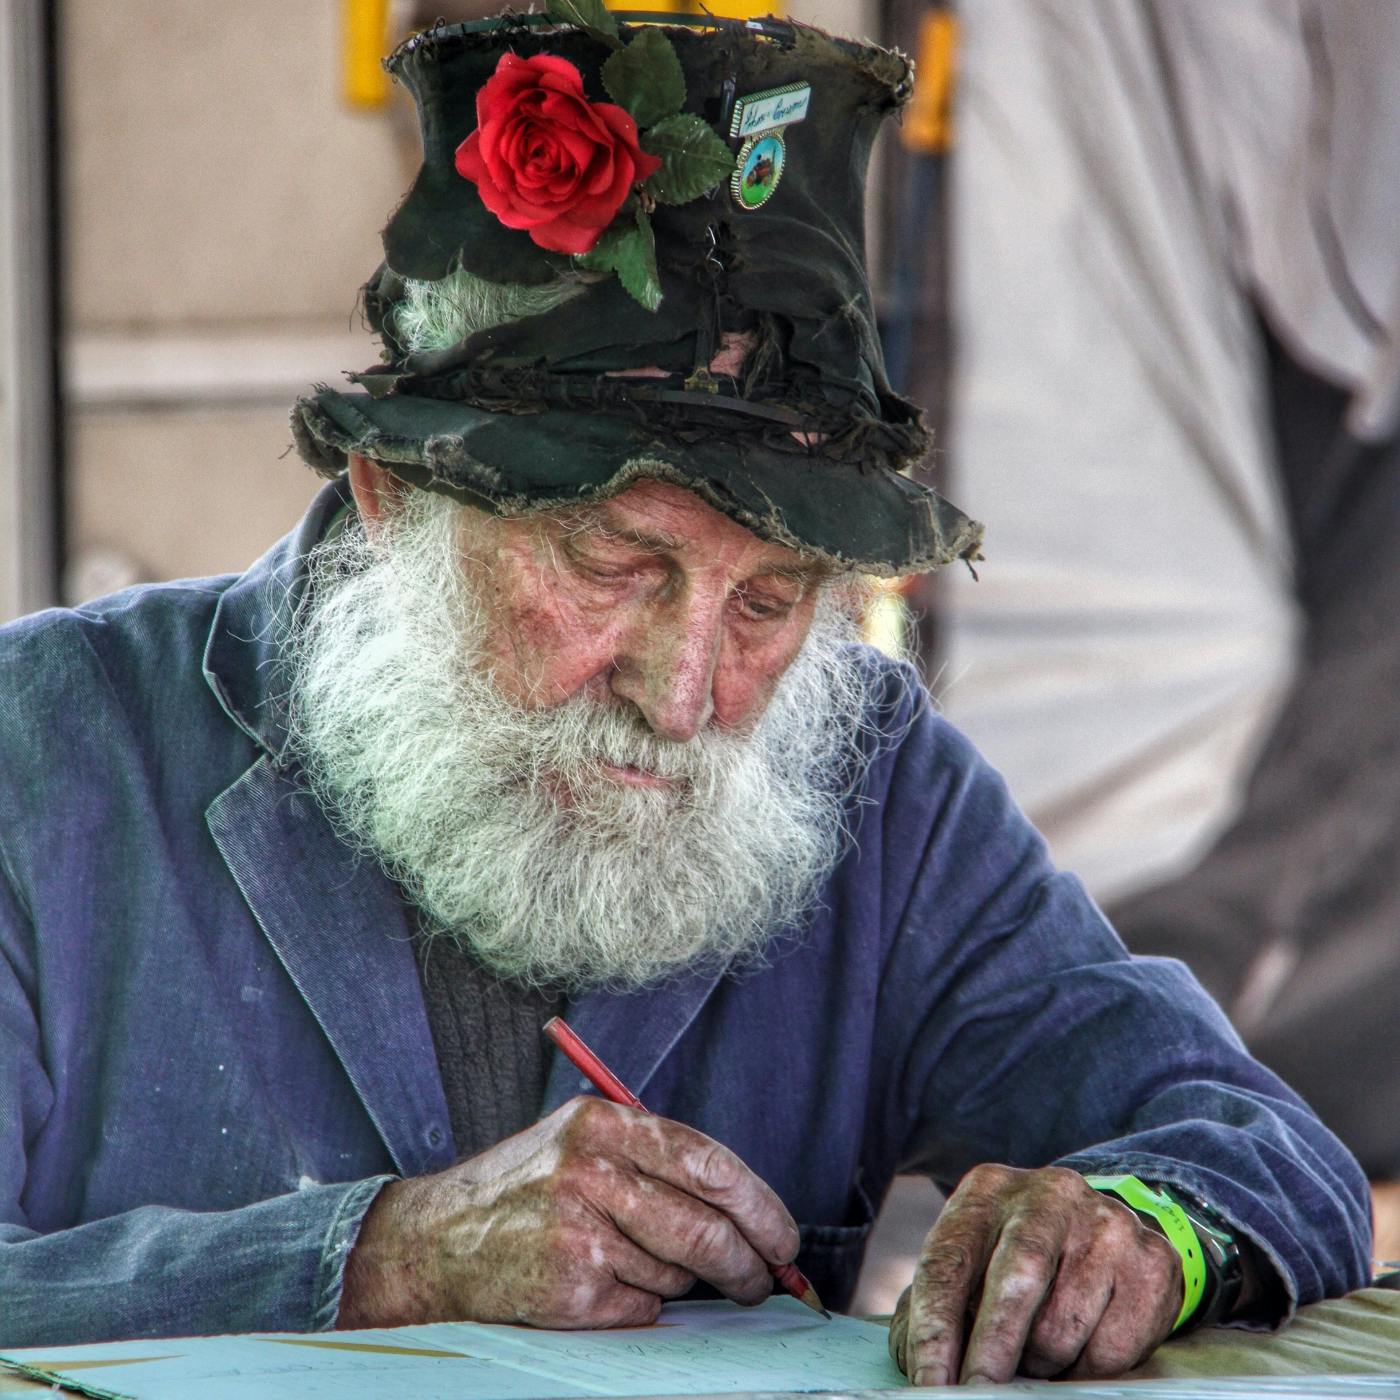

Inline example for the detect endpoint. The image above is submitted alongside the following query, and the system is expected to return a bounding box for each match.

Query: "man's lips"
[538,762,679,806]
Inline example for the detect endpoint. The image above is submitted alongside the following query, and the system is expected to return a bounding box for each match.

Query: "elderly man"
[0,7,1370,1384]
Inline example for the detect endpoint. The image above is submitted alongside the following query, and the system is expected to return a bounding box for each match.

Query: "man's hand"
[338,1096,800,1330]
[888,1164,1182,1385]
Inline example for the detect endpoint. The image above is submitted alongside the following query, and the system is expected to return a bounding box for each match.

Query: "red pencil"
[543,1015,831,1320]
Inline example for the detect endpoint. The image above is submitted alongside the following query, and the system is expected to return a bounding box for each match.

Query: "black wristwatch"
[1148,1183,1245,1330]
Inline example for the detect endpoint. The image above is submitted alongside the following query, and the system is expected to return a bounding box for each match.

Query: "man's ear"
[346,453,409,534]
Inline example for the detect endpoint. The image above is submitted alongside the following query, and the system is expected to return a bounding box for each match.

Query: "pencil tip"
[797,1286,830,1318]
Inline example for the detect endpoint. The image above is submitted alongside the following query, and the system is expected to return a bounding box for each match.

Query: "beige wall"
[61,2,410,597]
[65,5,405,330]
[68,407,333,585]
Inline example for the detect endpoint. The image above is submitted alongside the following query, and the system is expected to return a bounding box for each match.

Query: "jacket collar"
[543,963,731,1115]
[202,477,352,763]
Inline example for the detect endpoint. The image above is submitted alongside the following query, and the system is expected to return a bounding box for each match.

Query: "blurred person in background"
[939,0,1400,1239]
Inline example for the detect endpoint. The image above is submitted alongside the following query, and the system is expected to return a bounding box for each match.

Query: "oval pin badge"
[727,82,810,211]
[733,132,786,209]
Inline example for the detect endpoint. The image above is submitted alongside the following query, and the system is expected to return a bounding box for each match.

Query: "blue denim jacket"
[0,484,1371,1347]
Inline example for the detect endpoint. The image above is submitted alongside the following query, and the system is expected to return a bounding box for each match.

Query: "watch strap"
[1083,1173,1207,1332]
[1152,1184,1245,1329]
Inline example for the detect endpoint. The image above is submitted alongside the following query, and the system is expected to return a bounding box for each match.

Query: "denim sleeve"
[0,1180,392,1348]
[879,713,1372,1322]
[0,845,393,1348]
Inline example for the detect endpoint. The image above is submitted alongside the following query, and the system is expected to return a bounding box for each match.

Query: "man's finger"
[608,1233,698,1302]
[1065,1282,1161,1380]
[1057,1229,1178,1380]
[902,1207,999,1385]
[564,1098,800,1267]
[887,1286,911,1368]
[1018,1245,1112,1378]
[957,1223,1061,1384]
[580,1283,668,1331]
[603,1172,775,1305]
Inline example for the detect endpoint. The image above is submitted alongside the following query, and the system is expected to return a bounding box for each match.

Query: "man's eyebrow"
[760,559,831,585]
[550,503,831,583]
[552,506,682,554]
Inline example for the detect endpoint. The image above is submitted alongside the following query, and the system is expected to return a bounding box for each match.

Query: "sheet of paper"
[451,1295,905,1394]
[8,1301,1395,1400]
[0,1296,906,1400]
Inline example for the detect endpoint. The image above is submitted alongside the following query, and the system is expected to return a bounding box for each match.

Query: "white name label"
[731,83,811,139]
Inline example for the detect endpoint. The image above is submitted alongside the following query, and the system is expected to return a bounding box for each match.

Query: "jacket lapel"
[201,481,452,1179]
[207,757,453,1178]
[542,962,729,1114]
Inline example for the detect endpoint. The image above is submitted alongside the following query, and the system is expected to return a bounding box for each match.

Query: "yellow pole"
[343,0,392,110]
[902,9,957,155]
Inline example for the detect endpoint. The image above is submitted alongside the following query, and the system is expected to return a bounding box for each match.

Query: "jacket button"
[428,1127,443,1147]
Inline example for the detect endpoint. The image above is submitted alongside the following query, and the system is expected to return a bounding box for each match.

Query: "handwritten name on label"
[731,84,812,139]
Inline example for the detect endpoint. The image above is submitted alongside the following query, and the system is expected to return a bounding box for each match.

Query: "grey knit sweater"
[412,924,563,1158]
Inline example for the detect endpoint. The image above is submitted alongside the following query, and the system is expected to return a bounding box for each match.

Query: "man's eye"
[733,589,794,621]
[572,556,634,583]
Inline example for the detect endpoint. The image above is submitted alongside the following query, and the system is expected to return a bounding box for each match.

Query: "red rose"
[455,52,661,256]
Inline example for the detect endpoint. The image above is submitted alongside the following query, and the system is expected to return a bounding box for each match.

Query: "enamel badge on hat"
[729,81,811,209]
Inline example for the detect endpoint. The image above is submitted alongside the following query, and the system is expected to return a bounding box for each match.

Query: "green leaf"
[641,113,735,205]
[602,29,686,128]
[575,197,635,275]
[577,206,662,312]
[544,0,621,46]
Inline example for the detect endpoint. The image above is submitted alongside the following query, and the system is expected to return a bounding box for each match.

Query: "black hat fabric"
[293,9,983,574]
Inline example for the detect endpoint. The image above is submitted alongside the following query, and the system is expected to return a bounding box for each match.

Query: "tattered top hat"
[293,4,983,575]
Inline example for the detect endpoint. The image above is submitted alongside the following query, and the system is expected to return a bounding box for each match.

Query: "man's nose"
[610,589,723,742]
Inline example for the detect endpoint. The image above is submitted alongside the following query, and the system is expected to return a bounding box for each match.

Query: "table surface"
[6,1290,1400,1398]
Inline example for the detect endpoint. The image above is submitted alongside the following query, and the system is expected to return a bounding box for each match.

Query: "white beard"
[283,490,872,992]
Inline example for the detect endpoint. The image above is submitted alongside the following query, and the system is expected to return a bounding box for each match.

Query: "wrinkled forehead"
[527,479,834,581]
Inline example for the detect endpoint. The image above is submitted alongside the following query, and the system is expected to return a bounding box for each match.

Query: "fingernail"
[911,1366,947,1387]
[962,1375,996,1388]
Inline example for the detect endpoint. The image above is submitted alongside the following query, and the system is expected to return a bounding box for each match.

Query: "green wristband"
[1084,1174,1205,1332]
